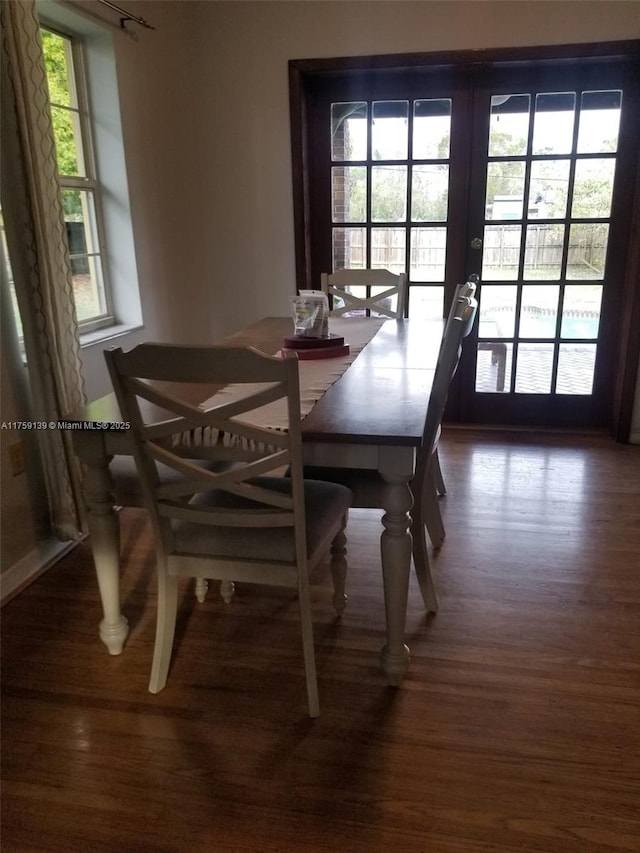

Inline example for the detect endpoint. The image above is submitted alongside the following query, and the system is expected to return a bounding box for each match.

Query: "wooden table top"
[300,318,442,446]
[79,316,444,448]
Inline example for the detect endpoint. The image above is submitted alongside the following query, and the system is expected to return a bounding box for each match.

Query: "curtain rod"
[97,0,155,30]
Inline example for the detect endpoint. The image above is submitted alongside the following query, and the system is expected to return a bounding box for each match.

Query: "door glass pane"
[488,94,530,156]
[411,165,449,221]
[331,284,367,315]
[532,93,576,155]
[523,225,564,280]
[331,166,366,222]
[577,91,622,154]
[515,343,554,393]
[479,284,517,337]
[529,160,570,218]
[410,227,446,281]
[371,166,407,221]
[331,102,367,161]
[561,285,602,338]
[519,285,559,337]
[571,159,616,218]
[476,342,512,393]
[482,224,521,280]
[371,228,406,272]
[556,344,596,394]
[332,227,366,270]
[567,224,609,280]
[485,161,526,220]
[413,99,451,159]
[408,285,443,320]
[372,101,408,160]
[62,189,105,320]
[371,286,400,315]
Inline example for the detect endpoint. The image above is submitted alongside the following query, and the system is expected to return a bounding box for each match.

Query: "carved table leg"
[379,450,414,685]
[195,578,209,603]
[83,455,129,655]
[220,580,235,604]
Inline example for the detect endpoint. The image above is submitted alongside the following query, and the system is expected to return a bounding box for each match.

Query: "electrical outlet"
[8,441,25,476]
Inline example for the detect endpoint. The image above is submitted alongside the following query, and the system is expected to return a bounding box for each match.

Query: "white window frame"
[37,0,143,345]
[42,23,114,333]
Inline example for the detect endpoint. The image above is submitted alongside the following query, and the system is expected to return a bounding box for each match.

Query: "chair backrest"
[321,268,408,319]
[445,277,478,329]
[104,343,308,570]
[417,295,478,466]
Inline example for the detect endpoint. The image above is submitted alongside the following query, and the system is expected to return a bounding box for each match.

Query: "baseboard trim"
[1,538,80,606]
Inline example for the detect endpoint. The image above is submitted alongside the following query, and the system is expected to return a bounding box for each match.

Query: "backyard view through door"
[466,83,629,425]
[311,58,639,427]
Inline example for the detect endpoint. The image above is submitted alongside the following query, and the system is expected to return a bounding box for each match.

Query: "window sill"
[80,323,143,348]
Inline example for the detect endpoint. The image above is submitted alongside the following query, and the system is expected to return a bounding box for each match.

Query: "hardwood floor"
[2,431,639,852]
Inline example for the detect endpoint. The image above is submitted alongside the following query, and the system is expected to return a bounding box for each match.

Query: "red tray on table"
[281,334,349,360]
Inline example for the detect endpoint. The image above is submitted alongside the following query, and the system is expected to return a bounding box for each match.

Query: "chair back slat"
[321,269,408,318]
[444,277,478,331]
[104,344,307,546]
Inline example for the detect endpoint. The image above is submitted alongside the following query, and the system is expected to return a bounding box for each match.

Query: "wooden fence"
[334,224,608,279]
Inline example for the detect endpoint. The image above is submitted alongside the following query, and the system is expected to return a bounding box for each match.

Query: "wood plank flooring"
[2,430,639,852]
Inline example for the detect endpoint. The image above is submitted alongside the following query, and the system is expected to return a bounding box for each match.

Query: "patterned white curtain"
[1,0,87,539]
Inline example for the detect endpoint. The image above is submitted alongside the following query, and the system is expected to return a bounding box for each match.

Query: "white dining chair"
[432,276,479,500]
[104,342,353,717]
[321,268,408,319]
[303,296,477,612]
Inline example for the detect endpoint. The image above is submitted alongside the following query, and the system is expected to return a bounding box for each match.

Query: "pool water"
[482,312,600,339]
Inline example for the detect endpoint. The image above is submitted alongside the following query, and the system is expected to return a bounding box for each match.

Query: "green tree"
[41,29,82,219]
[485,131,527,214]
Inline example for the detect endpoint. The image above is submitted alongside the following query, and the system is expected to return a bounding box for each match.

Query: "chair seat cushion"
[109,456,228,507]
[303,466,386,509]
[172,477,352,563]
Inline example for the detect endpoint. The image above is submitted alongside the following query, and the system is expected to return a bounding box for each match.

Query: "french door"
[292,45,640,431]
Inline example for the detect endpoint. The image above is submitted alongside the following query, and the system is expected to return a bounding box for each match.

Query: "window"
[35,0,142,342]
[42,26,112,332]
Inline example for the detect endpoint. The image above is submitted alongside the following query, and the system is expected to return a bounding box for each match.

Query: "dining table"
[70,315,444,686]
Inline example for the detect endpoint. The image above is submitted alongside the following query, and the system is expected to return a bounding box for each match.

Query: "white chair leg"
[296,578,320,718]
[195,577,208,603]
[411,517,439,613]
[433,447,447,496]
[149,570,178,694]
[425,465,446,548]
[329,518,348,615]
[300,615,320,717]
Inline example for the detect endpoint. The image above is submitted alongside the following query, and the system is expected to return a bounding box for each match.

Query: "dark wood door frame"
[289,41,640,441]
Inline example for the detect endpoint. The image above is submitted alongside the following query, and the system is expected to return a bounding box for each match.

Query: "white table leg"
[379,448,414,686]
[83,455,129,655]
